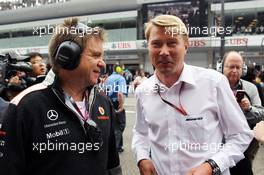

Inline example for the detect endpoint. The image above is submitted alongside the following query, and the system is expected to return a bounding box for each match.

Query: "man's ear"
[184,43,189,53]
[184,40,189,50]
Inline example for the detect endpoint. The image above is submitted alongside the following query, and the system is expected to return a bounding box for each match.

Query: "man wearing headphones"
[222,51,264,175]
[0,18,122,175]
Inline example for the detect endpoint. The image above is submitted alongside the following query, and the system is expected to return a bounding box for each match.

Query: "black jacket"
[0,73,121,175]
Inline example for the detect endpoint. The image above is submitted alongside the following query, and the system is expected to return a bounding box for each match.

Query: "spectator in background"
[242,64,264,106]
[222,51,264,175]
[0,71,27,101]
[133,69,147,89]
[123,68,133,97]
[0,51,30,101]
[105,65,127,153]
[24,52,47,86]
[133,69,139,81]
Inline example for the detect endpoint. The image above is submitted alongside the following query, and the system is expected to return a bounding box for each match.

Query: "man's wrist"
[205,159,221,175]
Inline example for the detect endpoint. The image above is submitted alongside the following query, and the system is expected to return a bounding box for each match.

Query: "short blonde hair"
[145,15,189,42]
[48,18,106,73]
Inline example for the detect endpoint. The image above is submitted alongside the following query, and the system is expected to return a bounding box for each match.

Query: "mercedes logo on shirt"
[47,110,58,121]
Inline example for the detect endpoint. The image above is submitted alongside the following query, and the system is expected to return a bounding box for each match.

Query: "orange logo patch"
[98,107,105,115]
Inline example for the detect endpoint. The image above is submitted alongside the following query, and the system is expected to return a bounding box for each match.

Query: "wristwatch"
[205,159,221,175]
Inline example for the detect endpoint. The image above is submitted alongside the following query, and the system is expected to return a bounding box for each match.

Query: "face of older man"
[148,25,188,77]
[223,52,243,86]
[76,36,106,86]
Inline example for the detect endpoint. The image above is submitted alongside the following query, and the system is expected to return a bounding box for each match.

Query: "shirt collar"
[178,64,196,86]
[153,63,196,89]
[232,79,243,90]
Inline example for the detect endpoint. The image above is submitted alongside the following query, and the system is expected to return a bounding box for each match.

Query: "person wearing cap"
[105,65,127,153]
[132,15,253,175]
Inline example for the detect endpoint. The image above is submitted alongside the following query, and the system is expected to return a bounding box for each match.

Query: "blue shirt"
[105,72,127,102]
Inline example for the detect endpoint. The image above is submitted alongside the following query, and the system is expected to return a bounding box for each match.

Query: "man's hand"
[239,98,251,111]
[8,76,22,86]
[253,121,264,143]
[185,162,213,175]
[138,159,157,175]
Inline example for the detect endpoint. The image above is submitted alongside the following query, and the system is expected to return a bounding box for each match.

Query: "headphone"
[54,23,90,70]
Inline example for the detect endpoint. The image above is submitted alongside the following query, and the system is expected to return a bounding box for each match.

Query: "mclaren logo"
[98,107,105,115]
[47,110,58,121]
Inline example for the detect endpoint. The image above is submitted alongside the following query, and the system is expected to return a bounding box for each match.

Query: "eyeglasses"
[31,60,46,65]
[224,65,242,70]
[84,119,103,148]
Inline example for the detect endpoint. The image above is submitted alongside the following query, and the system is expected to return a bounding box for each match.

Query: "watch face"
[213,168,221,175]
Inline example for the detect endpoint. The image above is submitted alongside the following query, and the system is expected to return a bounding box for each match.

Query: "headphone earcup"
[216,60,223,73]
[55,41,82,70]
[242,64,248,77]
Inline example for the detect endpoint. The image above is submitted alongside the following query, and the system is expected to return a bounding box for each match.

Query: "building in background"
[0,0,264,73]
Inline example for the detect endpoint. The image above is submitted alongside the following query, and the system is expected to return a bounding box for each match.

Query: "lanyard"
[64,87,95,121]
[71,100,89,121]
[69,91,90,121]
[156,83,188,116]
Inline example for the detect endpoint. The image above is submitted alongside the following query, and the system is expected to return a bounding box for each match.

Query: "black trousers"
[230,158,253,175]
[112,101,126,150]
[115,109,126,149]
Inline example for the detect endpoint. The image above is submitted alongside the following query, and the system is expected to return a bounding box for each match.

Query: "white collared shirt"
[132,64,253,175]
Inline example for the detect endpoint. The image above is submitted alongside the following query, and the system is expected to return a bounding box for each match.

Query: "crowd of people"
[0,14,264,175]
[146,0,205,37]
